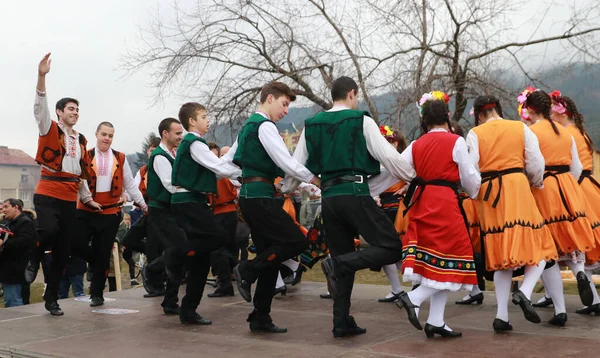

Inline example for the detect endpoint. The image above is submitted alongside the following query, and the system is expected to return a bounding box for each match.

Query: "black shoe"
[320,293,332,299]
[512,289,541,324]
[320,258,338,299]
[45,301,64,316]
[130,279,141,286]
[532,296,553,308]
[424,323,462,338]
[180,312,212,325]
[548,313,567,327]
[455,292,484,305]
[249,321,288,333]
[24,260,39,284]
[141,265,164,296]
[576,271,594,307]
[333,316,367,338]
[378,292,402,303]
[575,303,600,315]
[163,306,180,315]
[292,266,306,286]
[90,297,105,307]
[396,291,422,330]
[207,287,235,298]
[143,291,166,298]
[273,286,287,297]
[233,264,252,302]
[492,318,513,333]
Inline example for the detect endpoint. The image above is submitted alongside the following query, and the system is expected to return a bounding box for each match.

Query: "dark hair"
[3,198,23,211]
[331,76,359,102]
[96,121,114,132]
[158,118,181,139]
[394,130,408,152]
[178,102,207,131]
[526,91,559,135]
[563,96,594,151]
[55,98,79,112]
[450,120,465,138]
[260,82,297,104]
[420,100,453,135]
[473,95,503,125]
[208,142,220,153]
[148,136,161,149]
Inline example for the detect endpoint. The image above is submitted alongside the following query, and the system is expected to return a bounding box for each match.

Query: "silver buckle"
[355,175,364,184]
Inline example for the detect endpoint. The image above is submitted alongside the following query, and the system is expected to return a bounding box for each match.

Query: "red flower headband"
[549,90,572,117]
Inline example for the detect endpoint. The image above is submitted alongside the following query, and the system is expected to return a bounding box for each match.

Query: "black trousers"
[33,194,78,303]
[72,210,122,298]
[171,201,226,312]
[322,195,403,327]
[122,215,147,254]
[146,206,187,308]
[210,211,238,288]
[239,198,308,315]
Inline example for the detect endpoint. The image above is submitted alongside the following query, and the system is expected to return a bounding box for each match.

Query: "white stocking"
[427,290,450,330]
[383,264,402,294]
[540,263,566,314]
[494,270,512,322]
[282,259,299,273]
[407,285,439,317]
[276,272,285,289]
[520,260,546,299]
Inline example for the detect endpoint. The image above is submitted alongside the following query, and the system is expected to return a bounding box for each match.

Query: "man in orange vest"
[25,53,97,316]
[75,122,148,307]
[208,145,240,297]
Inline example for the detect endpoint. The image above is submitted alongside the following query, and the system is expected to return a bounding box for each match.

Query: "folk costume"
[284,104,414,336]
[121,165,150,256]
[455,194,485,304]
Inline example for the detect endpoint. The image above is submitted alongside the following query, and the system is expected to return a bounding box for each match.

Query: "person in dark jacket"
[0,199,36,307]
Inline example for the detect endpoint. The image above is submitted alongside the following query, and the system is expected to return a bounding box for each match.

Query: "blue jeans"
[3,284,23,307]
[58,275,85,299]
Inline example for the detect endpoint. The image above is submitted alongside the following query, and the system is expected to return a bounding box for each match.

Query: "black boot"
[548,313,567,327]
[90,296,105,307]
[320,258,339,299]
[45,301,64,316]
[247,310,287,333]
[233,263,253,302]
[576,271,594,307]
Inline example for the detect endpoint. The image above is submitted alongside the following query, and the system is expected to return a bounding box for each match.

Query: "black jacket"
[0,213,36,284]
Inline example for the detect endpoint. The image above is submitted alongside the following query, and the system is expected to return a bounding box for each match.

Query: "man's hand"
[87,201,103,212]
[119,194,128,206]
[143,206,148,215]
[393,185,409,196]
[38,53,51,77]
[374,196,382,207]
[312,177,321,188]
[0,239,4,248]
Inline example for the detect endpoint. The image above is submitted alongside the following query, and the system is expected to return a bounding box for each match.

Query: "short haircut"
[178,102,207,131]
[148,137,161,149]
[96,121,114,132]
[207,142,220,153]
[3,198,23,211]
[259,82,297,104]
[55,97,79,119]
[331,77,359,101]
[158,117,181,139]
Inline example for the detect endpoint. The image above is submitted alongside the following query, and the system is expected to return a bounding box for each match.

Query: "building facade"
[0,146,40,209]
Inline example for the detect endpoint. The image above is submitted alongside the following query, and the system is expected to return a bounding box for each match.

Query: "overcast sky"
[0,0,595,157]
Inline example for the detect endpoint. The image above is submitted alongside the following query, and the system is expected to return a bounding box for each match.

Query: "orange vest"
[35,121,89,176]
[138,165,148,201]
[77,149,126,214]
[564,125,593,171]
[210,178,238,215]
[471,119,525,172]
[530,120,572,166]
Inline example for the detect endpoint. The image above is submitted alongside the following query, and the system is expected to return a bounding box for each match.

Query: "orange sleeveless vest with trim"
[471,119,525,171]
[35,121,89,176]
[84,149,126,198]
[139,165,148,201]
[210,178,238,215]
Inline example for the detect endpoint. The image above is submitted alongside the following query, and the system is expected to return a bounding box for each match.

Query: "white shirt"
[397,128,480,199]
[221,112,315,184]
[281,105,415,193]
[466,119,545,188]
[33,92,82,175]
[153,142,177,194]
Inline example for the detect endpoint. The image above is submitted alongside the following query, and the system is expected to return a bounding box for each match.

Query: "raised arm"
[34,53,52,136]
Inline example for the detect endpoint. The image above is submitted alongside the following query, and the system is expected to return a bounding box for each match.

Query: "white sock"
[541,263,567,314]
[565,260,585,277]
[407,285,438,317]
[585,269,600,305]
[537,273,551,301]
[520,260,546,299]
[282,259,300,273]
[383,264,402,294]
[276,272,285,289]
[494,270,512,322]
[426,290,449,328]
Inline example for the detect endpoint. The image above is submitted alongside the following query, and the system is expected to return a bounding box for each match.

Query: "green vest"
[233,113,285,198]
[171,133,217,203]
[305,109,380,197]
[147,146,175,208]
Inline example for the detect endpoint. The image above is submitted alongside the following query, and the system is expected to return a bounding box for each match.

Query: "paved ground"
[0,282,598,358]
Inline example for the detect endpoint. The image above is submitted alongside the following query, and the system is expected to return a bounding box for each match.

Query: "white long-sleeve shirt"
[281,105,415,193]
[569,136,583,180]
[153,142,177,194]
[466,119,545,188]
[221,112,315,184]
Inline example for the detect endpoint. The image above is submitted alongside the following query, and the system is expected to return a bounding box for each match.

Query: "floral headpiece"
[549,90,571,117]
[416,91,450,116]
[379,125,394,137]
[517,86,537,120]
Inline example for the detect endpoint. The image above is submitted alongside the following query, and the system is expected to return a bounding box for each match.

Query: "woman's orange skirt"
[477,173,557,271]
[461,196,481,253]
[576,173,600,264]
[394,200,409,239]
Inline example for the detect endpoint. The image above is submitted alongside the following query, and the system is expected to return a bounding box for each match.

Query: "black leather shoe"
[549,312,567,327]
[163,306,180,315]
[273,286,287,297]
[455,292,484,305]
[576,271,594,306]
[208,287,235,298]
[424,323,462,338]
[532,296,553,308]
[321,258,338,299]
[492,318,513,333]
[575,303,600,315]
[90,296,105,307]
[320,293,332,299]
[249,321,287,333]
[292,266,306,286]
[378,292,402,303]
[45,301,64,316]
[180,312,212,325]
[396,291,422,330]
[143,291,166,298]
[333,316,367,338]
[233,264,252,302]
[512,289,541,323]
[24,260,39,284]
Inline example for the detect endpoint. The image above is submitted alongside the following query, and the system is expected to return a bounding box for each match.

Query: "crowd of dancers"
[23,52,600,339]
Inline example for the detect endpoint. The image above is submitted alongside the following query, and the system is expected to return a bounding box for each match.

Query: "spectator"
[0,199,35,307]
[58,257,87,299]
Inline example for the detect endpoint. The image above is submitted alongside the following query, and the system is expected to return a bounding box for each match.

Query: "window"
[21,174,28,183]
[19,191,30,202]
